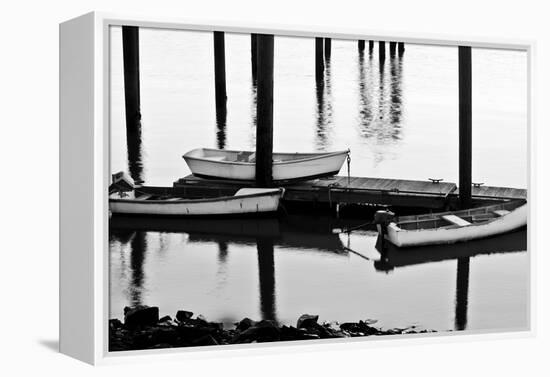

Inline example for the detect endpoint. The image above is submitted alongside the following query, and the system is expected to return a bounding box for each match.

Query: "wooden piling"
[324,38,332,60]
[389,42,397,56]
[315,37,324,83]
[369,40,374,52]
[251,34,258,83]
[255,34,275,187]
[122,26,141,132]
[398,42,405,55]
[458,46,472,209]
[358,40,365,52]
[379,41,386,62]
[213,31,227,112]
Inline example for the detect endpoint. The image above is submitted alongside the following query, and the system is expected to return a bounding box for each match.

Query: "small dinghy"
[374,200,527,247]
[183,148,350,182]
[109,172,284,217]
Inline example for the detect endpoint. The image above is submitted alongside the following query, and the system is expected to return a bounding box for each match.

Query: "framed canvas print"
[59,12,533,365]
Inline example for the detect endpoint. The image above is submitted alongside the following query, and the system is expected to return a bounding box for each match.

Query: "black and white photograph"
[107,26,528,352]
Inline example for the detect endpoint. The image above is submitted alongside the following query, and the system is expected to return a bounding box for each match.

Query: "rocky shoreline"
[110,305,436,351]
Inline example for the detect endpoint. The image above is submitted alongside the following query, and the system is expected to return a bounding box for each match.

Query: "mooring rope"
[346,151,351,187]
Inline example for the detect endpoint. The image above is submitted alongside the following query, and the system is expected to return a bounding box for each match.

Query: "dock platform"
[173,175,526,210]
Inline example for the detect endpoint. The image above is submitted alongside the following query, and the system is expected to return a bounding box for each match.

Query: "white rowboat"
[374,200,527,247]
[183,148,350,182]
[109,172,284,216]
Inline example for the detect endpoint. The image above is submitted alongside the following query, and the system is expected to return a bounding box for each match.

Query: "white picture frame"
[59,11,535,365]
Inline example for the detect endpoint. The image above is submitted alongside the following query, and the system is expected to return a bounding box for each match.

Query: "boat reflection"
[374,228,527,331]
[374,228,527,271]
[110,215,350,253]
[110,215,353,321]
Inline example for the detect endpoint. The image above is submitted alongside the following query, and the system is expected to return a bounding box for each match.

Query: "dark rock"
[177,324,216,342]
[109,308,436,351]
[300,333,320,340]
[231,320,280,343]
[297,314,319,329]
[149,343,174,349]
[280,325,300,341]
[191,334,219,347]
[176,310,193,322]
[236,317,255,331]
[151,327,179,344]
[109,318,123,330]
[340,321,379,336]
[197,314,208,322]
[133,330,156,349]
[158,315,172,323]
[124,305,159,329]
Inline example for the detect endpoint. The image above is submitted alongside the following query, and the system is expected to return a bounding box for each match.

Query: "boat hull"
[385,203,527,247]
[183,148,349,181]
[109,188,283,216]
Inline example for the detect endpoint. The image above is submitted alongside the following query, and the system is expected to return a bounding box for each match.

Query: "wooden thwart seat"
[441,214,471,227]
[493,209,510,217]
[135,194,153,200]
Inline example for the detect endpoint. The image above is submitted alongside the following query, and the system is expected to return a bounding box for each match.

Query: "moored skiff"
[109,172,284,216]
[374,200,527,247]
[182,148,350,181]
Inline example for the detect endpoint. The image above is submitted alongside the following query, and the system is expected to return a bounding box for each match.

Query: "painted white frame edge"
[59,11,536,365]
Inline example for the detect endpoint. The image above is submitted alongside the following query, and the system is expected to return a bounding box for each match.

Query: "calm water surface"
[109,27,528,332]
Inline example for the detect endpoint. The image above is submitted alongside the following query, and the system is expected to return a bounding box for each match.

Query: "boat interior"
[394,200,526,231]
[109,190,189,201]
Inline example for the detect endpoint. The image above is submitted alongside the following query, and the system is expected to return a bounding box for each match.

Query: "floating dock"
[173,175,526,211]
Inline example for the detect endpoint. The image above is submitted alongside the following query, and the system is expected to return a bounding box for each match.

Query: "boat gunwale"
[395,199,526,223]
[109,188,284,205]
[182,148,350,166]
[390,200,526,233]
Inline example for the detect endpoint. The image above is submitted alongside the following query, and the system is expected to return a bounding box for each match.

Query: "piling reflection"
[389,55,403,128]
[315,59,334,150]
[249,82,258,146]
[356,49,403,143]
[215,104,227,149]
[455,257,470,330]
[374,228,527,331]
[257,237,277,321]
[110,214,526,331]
[128,231,147,307]
[357,50,373,129]
[217,241,228,263]
[126,123,144,184]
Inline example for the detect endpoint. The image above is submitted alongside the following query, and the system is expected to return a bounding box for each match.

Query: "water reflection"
[110,215,526,329]
[315,58,334,150]
[128,231,147,307]
[257,237,277,321]
[215,104,227,149]
[217,241,228,263]
[126,123,144,184]
[110,215,352,321]
[374,229,526,270]
[356,50,403,143]
[250,83,258,146]
[389,56,404,127]
[357,50,373,128]
[375,229,527,331]
[455,257,470,330]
